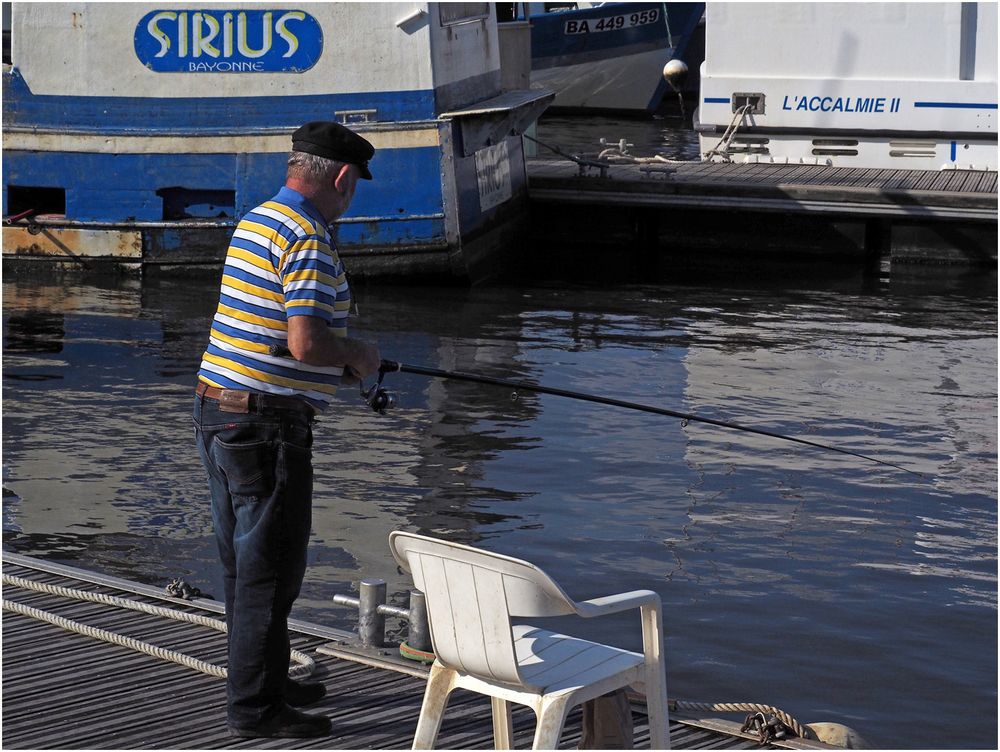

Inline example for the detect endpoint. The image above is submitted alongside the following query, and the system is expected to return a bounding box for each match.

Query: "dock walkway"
[527,159,997,218]
[2,552,830,749]
[526,159,997,265]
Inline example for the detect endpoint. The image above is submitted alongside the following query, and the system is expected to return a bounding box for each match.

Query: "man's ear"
[333,164,353,193]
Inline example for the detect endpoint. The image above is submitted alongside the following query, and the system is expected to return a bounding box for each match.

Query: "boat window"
[156,188,235,220]
[495,3,517,23]
[2,1,11,65]
[440,3,490,25]
[811,138,860,157]
[730,137,769,155]
[812,148,859,157]
[6,186,65,217]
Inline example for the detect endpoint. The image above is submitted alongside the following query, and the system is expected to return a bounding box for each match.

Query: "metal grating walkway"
[2,552,828,749]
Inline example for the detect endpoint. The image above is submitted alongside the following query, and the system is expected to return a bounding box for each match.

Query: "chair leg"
[641,604,671,750]
[491,697,514,749]
[645,674,670,750]
[531,695,571,750]
[413,662,458,750]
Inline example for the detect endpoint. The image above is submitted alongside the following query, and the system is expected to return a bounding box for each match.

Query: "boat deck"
[2,552,830,749]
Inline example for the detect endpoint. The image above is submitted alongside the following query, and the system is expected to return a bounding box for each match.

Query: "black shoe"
[286,677,327,707]
[229,705,332,738]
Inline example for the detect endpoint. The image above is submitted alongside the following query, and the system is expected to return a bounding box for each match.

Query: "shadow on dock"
[2,552,832,749]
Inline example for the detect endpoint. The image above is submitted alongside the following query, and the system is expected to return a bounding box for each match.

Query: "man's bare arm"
[287,315,381,378]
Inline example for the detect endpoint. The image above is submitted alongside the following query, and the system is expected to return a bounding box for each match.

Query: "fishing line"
[377,360,924,478]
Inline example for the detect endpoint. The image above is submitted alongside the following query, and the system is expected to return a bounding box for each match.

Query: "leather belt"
[196,382,314,417]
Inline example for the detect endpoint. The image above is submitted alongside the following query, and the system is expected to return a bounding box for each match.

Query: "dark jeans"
[192,394,314,726]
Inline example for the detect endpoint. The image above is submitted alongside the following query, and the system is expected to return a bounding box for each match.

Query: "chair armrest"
[573,589,661,618]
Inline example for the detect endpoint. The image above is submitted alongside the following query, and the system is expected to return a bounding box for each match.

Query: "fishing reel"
[360,367,397,415]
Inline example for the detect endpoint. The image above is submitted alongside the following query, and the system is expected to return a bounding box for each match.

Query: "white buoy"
[662,58,690,118]
[662,59,689,89]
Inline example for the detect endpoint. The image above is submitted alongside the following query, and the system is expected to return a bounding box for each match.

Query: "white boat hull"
[696,2,998,170]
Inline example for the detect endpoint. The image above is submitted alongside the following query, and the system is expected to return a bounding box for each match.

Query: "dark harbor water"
[534,112,702,161]
[3,265,996,749]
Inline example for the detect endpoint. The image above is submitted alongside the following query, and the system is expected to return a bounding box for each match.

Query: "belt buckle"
[218,389,251,413]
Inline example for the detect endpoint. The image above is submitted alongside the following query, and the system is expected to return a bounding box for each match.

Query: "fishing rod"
[371,359,923,478]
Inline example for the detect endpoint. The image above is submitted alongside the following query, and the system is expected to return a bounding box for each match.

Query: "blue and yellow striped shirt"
[197,187,350,409]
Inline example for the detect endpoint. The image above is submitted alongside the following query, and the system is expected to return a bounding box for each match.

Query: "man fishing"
[193,121,381,738]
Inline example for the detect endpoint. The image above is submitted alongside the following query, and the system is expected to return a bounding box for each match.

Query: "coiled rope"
[1,574,314,680]
[671,699,807,739]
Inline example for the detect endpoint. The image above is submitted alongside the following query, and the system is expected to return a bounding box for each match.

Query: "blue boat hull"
[526,2,704,113]
[2,4,552,281]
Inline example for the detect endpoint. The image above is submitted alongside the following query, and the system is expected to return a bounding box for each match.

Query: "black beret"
[292,121,374,180]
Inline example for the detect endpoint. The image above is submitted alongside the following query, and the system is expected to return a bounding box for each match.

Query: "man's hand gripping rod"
[268,345,396,414]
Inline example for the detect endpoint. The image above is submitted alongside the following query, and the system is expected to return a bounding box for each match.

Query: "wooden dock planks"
[527,159,998,220]
[2,553,828,749]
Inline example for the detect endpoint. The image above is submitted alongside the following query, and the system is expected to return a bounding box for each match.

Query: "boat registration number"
[564,9,660,35]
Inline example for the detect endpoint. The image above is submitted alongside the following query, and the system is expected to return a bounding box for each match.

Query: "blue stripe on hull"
[336,218,446,247]
[913,101,998,110]
[2,68,437,130]
[3,146,446,246]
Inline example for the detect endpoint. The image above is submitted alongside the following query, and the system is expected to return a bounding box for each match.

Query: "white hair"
[286,151,344,182]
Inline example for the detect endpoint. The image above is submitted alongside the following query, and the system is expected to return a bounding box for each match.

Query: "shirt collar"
[275,186,330,234]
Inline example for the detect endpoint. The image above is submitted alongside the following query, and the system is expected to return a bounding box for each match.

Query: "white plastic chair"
[389,531,670,750]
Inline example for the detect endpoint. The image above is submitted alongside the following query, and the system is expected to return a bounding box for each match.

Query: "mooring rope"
[1,574,314,680]
[702,103,754,162]
[5,575,810,738]
[524,133,690,170]
[3,598,231,677]
[671,699,807,739]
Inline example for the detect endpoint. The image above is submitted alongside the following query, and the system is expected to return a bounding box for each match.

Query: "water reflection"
[5,312,65,357]
[2,272,996,749]
[536,114,700,160]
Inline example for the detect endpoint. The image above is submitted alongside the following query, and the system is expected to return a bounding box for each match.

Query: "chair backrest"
[389,531,577,685]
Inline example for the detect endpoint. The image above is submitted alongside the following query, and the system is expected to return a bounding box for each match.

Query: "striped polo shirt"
[197,186,350,409]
